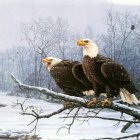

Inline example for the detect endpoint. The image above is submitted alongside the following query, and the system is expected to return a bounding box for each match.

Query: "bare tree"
[99,8,140,89]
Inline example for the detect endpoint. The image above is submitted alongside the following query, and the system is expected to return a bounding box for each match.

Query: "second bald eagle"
[42,57,94,97]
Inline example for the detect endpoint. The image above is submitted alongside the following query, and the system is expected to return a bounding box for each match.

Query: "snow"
[0,92,139,140]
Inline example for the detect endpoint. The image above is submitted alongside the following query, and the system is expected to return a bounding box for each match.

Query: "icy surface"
[0,92,139,140]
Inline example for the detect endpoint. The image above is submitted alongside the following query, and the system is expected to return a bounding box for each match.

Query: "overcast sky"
[0,0,140,52]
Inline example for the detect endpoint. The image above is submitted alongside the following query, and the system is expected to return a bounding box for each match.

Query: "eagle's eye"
[48,62,51,65]
[84,40,89,43]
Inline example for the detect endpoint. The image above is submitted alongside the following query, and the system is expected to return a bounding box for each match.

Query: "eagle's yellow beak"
[42,58,49,63]
[77,40,87,46]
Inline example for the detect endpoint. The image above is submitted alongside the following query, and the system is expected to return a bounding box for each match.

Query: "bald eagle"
[42,57,94,97]
[77,39,139,106]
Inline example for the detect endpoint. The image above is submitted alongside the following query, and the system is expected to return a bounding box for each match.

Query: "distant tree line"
[0,9,140,97]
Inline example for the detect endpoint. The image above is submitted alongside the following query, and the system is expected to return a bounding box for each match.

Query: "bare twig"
[57,107,81,133]
[121,118,137,133]
[63,108,75,121]
[66,107,81,133]
[114,112,125,126]
[21,107,67,120]
[13,98,68,134]
[60,115,140,123]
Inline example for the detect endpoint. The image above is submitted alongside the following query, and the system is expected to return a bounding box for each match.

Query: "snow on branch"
[11,75,86,105]
[11,75,140,119]
[11,75,140,120]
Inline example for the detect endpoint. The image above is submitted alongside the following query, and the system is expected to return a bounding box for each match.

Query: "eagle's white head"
[77,39,99,58]
[42,57,62,71]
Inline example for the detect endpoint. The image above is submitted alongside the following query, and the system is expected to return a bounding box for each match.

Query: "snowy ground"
[0,92,139,140]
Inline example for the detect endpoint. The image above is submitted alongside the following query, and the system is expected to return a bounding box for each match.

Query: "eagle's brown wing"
[101,62,138,93]
[50,60,79,89]
[50,60,91,97]
[72,63,93,89]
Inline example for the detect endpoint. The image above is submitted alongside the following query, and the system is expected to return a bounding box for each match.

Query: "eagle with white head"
[77,39,139,106]
[42,56,94,97]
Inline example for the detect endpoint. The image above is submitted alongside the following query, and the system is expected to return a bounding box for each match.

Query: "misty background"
[0,0,140,99]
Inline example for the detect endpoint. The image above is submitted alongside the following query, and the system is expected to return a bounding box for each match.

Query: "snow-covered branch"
[11,75,86,105]
[11,75,140,119]
[11,75,140,137]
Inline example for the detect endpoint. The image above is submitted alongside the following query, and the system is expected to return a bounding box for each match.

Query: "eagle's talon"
[100,98,112,107]
[86,98,99,107]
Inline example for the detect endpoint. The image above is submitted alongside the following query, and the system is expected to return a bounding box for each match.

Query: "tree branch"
[13,98,69,134]
[25,107,67,120]
[11,75,140,119]
[11,75,86,105]
[60,115,140,123]
[121,118,137,133]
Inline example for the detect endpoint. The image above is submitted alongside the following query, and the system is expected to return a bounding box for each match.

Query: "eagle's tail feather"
[120,88,139,105]
[83,90,94,96]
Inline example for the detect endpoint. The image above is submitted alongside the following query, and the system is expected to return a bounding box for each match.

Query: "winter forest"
[0,0,140,140]
[1,10,140,93]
